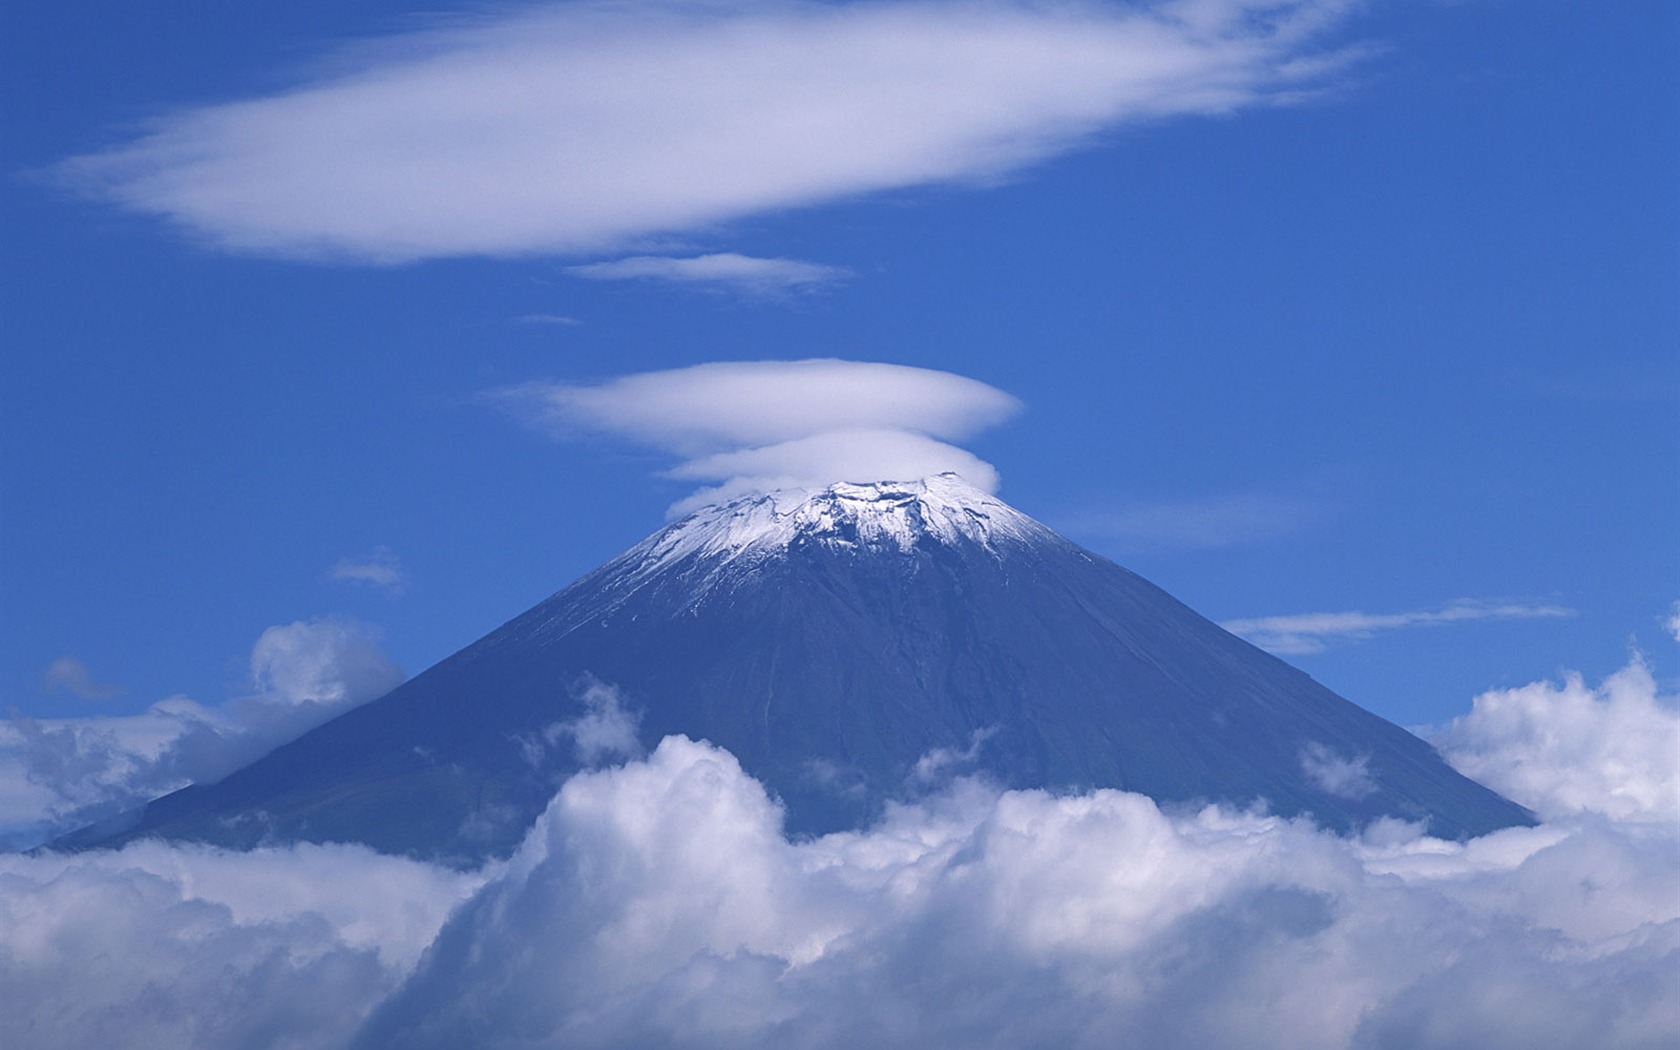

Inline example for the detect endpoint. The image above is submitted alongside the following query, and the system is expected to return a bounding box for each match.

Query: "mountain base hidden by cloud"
[3,655,1677,1050]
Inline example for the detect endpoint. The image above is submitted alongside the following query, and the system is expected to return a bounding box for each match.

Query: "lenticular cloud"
[58,0,1361,262]
[498,359,1021,509]
[4,657,1677,1049]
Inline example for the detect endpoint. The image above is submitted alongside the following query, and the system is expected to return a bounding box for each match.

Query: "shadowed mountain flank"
[62,476,1533,861]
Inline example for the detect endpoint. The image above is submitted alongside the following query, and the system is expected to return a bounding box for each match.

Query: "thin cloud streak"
[512,313,582,326]
[329,547,406,593]
[1064,490,1327,552]
[567,253,850,293]
[1223,599,1574,655]
[57,0,1365,262]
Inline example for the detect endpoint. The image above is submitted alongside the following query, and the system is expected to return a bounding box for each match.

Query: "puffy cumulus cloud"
[0,619,403,849]
[496,359,1020,510]
[57,0,1362,263]
[358,734,1679,1049]
[8,656,1677,1047]
[1223,599,1574,656]
[365,649,1680,1047]
[249,619,404,706]
[1433,656,1680,824]
[529,675,645,767]
[0,840,482,1050]
[1299,741,1375,800]
[567,253,850,293]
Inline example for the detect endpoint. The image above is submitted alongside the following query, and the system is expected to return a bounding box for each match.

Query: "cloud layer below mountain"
[3,654,1676,1049]
[0,620,402,849]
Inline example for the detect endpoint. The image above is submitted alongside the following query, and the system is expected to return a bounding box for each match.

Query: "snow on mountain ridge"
[601,474,1057,597]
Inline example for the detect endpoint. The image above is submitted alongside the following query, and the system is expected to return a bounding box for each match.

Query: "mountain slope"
[65,476,1533,861]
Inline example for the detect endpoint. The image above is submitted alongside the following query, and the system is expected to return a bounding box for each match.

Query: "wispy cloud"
[1062,491,1327,552]
[328,547,406,593]
[1223,599,1575,655]
[41,657,123,701]
[512,313,581,327]
[56,0,1364,263]
[567,253,849,293]
[491,359,1020,511]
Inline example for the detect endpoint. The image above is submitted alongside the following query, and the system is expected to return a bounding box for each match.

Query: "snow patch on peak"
[614,474,1056,587]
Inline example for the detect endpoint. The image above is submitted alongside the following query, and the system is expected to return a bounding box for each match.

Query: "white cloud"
[0,619,403,849]
[513,313,582,326]
[1433,656,1680,824]
[496,359,1020,509]
[1222,599,1575,655]
[910,725,997,783]
[359,729,1679,1049]
[57,0,1363,262]
[665,428,1005,515]
[1666,600,1680,643]
[1299,741,1375,799]
[249,619,404,707]
[0,840,482,1050]
[541,676,645,766]
[4,656,1678,1048]
[567,253,850,293]
[40,656,123,700]
[328,546,406,592]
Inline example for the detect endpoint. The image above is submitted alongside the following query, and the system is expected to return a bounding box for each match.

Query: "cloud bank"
[1223,599,1575,655]
[0,841,482,1050]
[58,0,1361,262]
[497,359,1020,511]
[0,619,403,849]
[3,656,1677,1048]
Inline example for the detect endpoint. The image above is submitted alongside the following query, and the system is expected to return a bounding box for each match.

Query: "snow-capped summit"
[66,477,1535,862]
[598,475,1057,605]
[656,473,1050,557]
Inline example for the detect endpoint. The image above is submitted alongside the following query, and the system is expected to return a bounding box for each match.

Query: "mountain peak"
[621,473,1055,581]
[64,474,1535,860]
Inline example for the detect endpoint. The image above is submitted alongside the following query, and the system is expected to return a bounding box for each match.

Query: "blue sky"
[2,0,1675,738]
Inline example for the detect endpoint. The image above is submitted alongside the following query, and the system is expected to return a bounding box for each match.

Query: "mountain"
[63,475,1533,861]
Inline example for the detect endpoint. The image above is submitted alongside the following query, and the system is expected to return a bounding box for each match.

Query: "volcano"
[65,475,1533,861]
